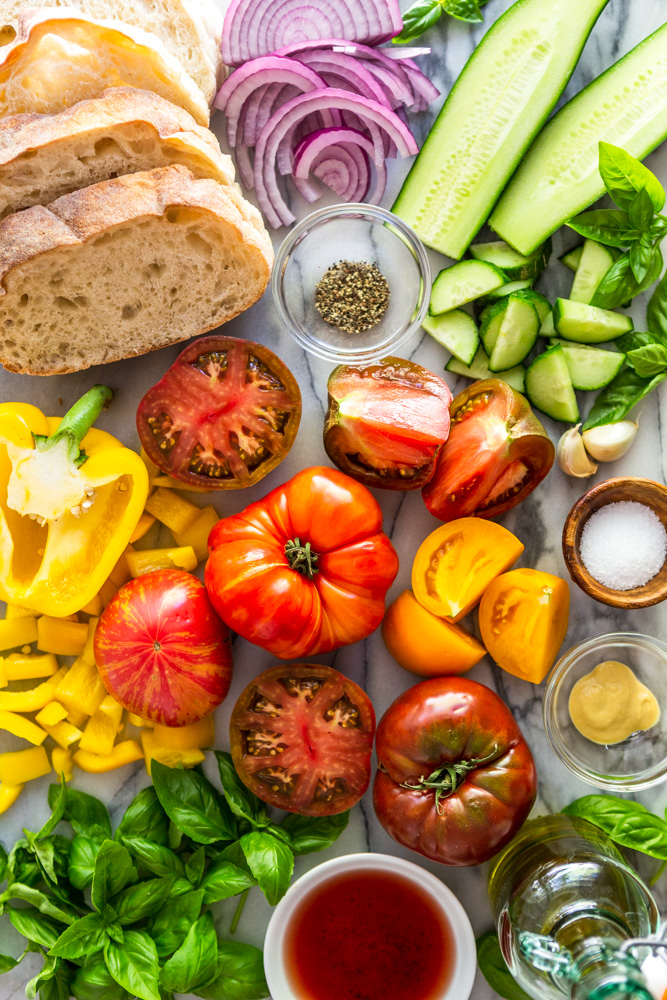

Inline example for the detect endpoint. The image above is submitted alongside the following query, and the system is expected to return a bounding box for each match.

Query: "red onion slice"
[292,50,392,107]
[294,127,383,202]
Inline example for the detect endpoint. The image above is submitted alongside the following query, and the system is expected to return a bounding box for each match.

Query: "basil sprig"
[0,753,349,1000]
[393,0,490,44]
[563,795,667,883]
[476,931,531,1000]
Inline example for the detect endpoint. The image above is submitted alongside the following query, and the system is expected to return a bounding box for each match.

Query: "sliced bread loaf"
[0,8,209,124]
[0,165,273,375]
[0,0,225,104]
[0,87,236,219]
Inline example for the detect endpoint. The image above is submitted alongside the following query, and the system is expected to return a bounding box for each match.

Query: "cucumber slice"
[488,296,540,371]
[430,260,506,315]
[560,247,583,271]
[512,289,551,324]
[490,23,667,255]
[479,279,533,305]
[548,341,625,390]
[553,298,633,342]
[445,345,526,394]
[570,240,618,304]
[540,311,556,336]
[525,345,579,422]
[469,238,552,281]
[479,299,509,355]
[422,309,479,365]
[392,0,610,259]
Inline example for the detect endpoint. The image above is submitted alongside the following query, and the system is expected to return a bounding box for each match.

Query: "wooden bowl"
[562,477,667,609]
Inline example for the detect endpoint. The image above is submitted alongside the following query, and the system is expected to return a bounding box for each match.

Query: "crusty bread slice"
[0,0,225,104]
[0,87,236,219]
[0,8,209,125]
[0,165,273,375]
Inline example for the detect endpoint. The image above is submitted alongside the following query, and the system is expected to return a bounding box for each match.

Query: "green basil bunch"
[393,0,490,44]
[0,752,349,1000]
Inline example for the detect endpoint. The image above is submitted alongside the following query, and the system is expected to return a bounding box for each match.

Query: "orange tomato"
[382,590,486,676]
[479,568,570,684]
[412,518,524,623]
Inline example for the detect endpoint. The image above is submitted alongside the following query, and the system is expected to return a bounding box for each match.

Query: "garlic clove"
[581,420,638,462]
[557,424,598,478]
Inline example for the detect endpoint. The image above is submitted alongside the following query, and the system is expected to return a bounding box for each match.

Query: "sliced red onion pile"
[215,41,439,228]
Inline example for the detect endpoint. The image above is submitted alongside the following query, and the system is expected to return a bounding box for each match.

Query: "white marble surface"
[1,1,667,997]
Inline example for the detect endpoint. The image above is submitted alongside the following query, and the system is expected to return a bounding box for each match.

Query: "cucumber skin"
[430,261,506,314]
[392,0,611,259]
[490,23,667,255]
[422,310,480,365]
[553,298,633,342]
[525,345,580,422]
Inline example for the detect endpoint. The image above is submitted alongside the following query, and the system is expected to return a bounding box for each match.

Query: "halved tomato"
[324,358,452,490]
[422,379,554,520]
[136,336,301,489]
[230,664,375,816]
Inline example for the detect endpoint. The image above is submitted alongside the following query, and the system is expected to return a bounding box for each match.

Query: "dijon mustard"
[569,660,660,745]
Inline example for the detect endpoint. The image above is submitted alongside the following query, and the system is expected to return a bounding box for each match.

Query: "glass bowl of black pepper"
[272,204,431,363]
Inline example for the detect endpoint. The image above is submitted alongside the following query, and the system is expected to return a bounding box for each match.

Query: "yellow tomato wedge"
[383,590,486,676]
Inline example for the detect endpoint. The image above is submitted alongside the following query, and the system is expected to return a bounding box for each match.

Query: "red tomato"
[95,569,233,726]
[230,664,375,816]
[422,379,554,521]
[205,466,399,658]
[373,677,537,866]
[136,336,301,490]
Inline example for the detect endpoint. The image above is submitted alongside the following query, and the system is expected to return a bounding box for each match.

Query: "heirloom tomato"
[373,677,537,866]
[382,590,486,676]
[422,379,554,521]
[323,358,452,490]
[136,335,301,490]
[205,466,399,658]
[95,569,232,726]
[230,664,375,816]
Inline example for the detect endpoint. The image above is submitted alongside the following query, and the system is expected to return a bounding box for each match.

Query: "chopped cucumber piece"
[525,345,579,422]
[547,340,625,390]
[513,289,551,324]
[445,345,526,394]
[422,309,479,365]
[479,279,533,305]
[490,23,667,255]
[540,311,556,336]
[488,296,540,371]
[553,298,633,342]
[560,247,583,271]
[570,239,618,304]
[479,299,509,356]
[430,260,506,315]
[469,238,552,281]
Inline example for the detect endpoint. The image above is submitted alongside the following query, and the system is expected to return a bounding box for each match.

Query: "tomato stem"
[285,537,319,579]
[399,747,499,815]
[230,889,249,934]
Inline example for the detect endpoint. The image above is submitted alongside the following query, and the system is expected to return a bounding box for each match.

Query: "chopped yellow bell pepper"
[0,709,47,745]
[37,617,88,657]
[0,745,50,784]
[0,660,6,689]
[144,488,201,535]
[79,695,123,756]
[127,712,152,728]
[80,593,104,617]
[52,747,73,782]
[5,604,36,619]
[0,667,67,713]
[41,720,83,750]
[140,447,159,480]
[130,513,157,544]
[98,579,119,608]
[149,476,212,494]
[35,701,69,727]
[54,658,106,716]
[0,617,38,651]
[82,618,99,666]
[173,505,219,563]
[0,389,150,617]
[74,740,143,773]
[0,783,23,813]
[4,652,58,681]
[141,730,205,774]
[108,546,135,587]
[152,715,215,750]
[67,707,89,728]
[126,546,198,577]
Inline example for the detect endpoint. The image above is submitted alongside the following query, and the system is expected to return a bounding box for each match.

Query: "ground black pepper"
[314,260,390,335]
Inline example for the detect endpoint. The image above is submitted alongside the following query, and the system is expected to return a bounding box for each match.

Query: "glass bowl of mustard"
[272,203,432,364]
[544,632,667,791]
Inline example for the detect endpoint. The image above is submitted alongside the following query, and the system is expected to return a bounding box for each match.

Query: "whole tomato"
[95,569,233,726]
[373,677,537,866]
[205,466,399,658]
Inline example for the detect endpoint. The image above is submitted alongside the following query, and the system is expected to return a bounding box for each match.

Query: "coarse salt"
[580,500,667,590]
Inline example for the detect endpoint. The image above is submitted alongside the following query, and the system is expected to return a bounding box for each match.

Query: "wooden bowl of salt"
[562,477,667,609]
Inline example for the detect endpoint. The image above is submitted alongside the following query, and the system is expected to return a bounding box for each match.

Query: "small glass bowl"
[544,632,667,791]
[271,203,431,364]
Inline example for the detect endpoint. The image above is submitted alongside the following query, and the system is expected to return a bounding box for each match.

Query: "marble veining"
[0,1,666,997]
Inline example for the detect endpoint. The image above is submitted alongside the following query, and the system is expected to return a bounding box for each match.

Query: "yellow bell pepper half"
[0,388,149,617]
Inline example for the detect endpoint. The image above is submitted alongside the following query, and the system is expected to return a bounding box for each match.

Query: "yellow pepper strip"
[141,730,205,774]
[35,701,69,727]
[0,783,24,813]
[152,715,215,750]
[41,720,83,750]
[37,617,88,657]
[74,740,143,773]
[79,695,123,756]
[0,617,38,651]
[126,546,198,578]
[98,579,119,608]
[0,709,48,745]
[0,661,6,689]
[80,593,104,617]
[5,604,36,619]
[0,667,67,713]
[67,707,89,728]
[4,652,58,680]
[82,618,99,666]
[144,488,201,535]
[173,505,219,563]
[52,747,73,782]
[128,712,152,728]
[108,546,135,587]
[0,745,50,784]
[130,513,157,544]
[149,476,212,495]
[54,658,106,717]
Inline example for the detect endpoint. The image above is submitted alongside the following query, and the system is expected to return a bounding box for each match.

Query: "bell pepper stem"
[230,889,249,934]
[33,385,113,467]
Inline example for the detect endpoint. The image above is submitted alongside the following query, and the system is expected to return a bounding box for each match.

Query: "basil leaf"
[103,909,124,946]
[0,844,7,884]
[648,269,667,342]
[91,842,136,914]
[112,876,174,926]
[0,952,22,973]
[122,838,185,879]
[200,860,256,904]
[104,930,161,1000]
[8,907,62,949]
[278,811,350,855]
[25,955,67,1000]
[167,820,183,852]
[444,0,483,21]
[651,217,667,242]
[563,795,651,832]
[629,240,655,283]
[195,942,268,1000]
[583,368,667,430]
[6,842,41,888]
[33,958,70,1000]
[50,912,108,959]
[160,911,218,993]
[116,787,168,846]
[152,762,237,845]
[240,831,293,906]
[0,884,76,925]
[214,752,269,827]
[184,846,205,887]
[599,142,666,214]
[69,827,109,890]
[216,842,254,878]
[477,931,532,1000]
[627,344,667,377]
[590,253,639,308]
[49,785,111,837]
[32,838,57,885]
[610,813,667,861]
[617,330,661,352]
[149,888,204,959]
[71,959,130,1000]
[393,0,442,44]
[38,777,67,841]
[628,187,656,232]
[567,209,637,247]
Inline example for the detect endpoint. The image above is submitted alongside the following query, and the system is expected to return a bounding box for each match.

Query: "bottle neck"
[572,953,653,1000]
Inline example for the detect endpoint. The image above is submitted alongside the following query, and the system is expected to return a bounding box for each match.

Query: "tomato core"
[284,538,319,579]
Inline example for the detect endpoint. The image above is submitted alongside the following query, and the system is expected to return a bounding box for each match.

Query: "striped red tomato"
[94,569,232,726]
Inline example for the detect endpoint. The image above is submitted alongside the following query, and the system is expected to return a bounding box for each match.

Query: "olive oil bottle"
[489,815,661,1000]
